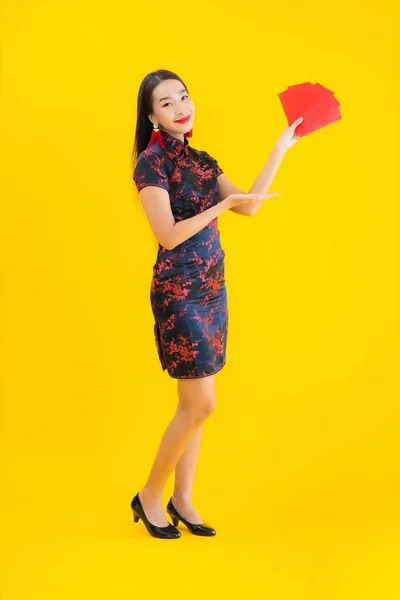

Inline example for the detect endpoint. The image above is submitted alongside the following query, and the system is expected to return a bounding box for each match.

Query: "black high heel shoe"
[166,498,216,536]
[130,492,181,539]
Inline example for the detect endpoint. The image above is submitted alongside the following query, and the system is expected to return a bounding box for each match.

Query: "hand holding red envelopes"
[278,82,342,137]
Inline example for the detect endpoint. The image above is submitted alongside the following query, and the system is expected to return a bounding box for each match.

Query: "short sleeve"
[133,151,170,193]
[204,151,223,177]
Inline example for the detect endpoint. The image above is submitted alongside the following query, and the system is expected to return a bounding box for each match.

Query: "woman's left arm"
[216,144,286,217]
[217,116,304,217]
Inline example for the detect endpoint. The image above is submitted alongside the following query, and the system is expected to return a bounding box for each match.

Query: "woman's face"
[149,79,195,138]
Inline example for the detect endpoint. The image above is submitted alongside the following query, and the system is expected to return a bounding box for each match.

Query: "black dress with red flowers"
[133,129,228,379]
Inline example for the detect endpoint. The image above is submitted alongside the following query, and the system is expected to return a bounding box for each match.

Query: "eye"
[162,94,189,108]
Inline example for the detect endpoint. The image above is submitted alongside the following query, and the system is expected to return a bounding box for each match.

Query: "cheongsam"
[133,129,228,378]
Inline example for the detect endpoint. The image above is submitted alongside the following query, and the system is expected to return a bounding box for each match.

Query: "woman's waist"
[154,238,223,268]
[152,246,225,279]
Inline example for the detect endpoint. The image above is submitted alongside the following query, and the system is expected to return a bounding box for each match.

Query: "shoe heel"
[168,512,179,527]
[130,493,181,539]
[132,509,140,523]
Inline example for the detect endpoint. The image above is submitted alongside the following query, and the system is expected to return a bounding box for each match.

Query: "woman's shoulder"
[189,145,215,162]
[136,144,164,163]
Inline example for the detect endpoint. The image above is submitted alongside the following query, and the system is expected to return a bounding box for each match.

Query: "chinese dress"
[133,129,228,378]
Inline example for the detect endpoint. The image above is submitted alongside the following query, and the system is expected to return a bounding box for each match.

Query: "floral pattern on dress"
[134,130,228,378]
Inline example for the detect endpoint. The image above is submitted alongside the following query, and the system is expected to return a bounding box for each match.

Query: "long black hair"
[131,69,189,174]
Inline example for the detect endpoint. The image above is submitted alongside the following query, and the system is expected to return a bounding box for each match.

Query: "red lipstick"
[175,115,191,124]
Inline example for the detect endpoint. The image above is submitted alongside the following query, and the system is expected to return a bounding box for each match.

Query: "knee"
[180,395,216,423]
[177,376,216,422]
[196,397,216,421]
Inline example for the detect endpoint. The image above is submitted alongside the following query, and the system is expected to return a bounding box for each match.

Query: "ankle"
[140,487,163,504]
[172,493,192,504]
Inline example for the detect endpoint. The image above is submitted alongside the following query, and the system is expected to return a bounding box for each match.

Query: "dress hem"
[165,361,226,379]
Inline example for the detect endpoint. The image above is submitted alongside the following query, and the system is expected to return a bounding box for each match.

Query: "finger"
[291,116,304,128]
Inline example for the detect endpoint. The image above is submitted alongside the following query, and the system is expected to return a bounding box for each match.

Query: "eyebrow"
[159,89,187,103]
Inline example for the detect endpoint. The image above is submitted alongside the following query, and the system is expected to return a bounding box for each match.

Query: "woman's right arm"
[139,187,272,250]
[168,197,233,250]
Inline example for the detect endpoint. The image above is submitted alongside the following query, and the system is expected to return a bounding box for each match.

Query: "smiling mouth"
[175,115,191,123]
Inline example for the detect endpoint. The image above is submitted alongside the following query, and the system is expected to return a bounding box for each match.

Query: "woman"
[130,69,303,539]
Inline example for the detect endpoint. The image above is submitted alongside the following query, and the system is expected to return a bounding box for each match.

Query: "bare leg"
[170,374,216,523]
[171,425,204,523]
[139,375,216,527]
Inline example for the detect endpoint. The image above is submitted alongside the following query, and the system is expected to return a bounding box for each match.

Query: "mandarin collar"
[161,130,190,161]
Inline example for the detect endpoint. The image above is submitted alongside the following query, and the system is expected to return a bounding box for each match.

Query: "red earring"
[147,123,166,149]
[147,123,193,149]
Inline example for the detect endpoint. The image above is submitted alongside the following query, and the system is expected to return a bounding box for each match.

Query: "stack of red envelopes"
[278,82,341,137]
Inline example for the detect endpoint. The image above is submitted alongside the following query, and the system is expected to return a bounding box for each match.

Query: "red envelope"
[278,82,341,137]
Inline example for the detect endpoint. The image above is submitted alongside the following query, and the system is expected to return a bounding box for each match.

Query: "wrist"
[222,196,233,210]
[273,142,287,157]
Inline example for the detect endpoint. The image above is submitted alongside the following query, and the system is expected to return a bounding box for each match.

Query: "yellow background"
[1,0,399,598]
